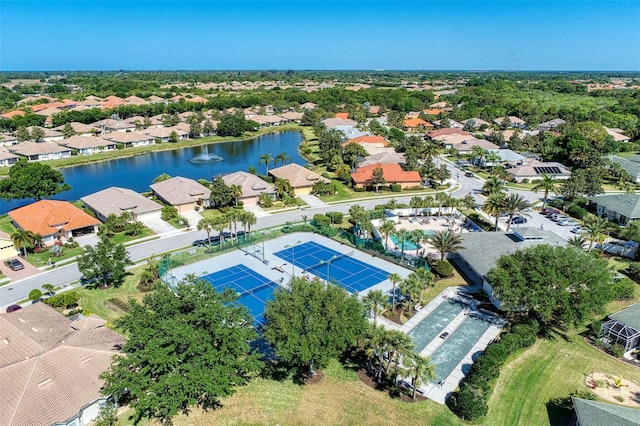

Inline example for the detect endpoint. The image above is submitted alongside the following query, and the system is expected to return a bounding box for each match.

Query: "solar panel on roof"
[534,166,562,175]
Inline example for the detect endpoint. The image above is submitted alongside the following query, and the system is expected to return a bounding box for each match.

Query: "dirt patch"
[585,372,640,407]
[356,368,425,403]
[357,368,378,388]
[302,371,324,385]
[106,298,129,313]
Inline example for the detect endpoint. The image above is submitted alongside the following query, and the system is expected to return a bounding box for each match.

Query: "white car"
[558,219,578,227]
[571,226,586,234]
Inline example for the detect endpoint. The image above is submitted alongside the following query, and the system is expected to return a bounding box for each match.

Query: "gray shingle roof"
[607,155,640,178]
[609,303,640,331]
[572,397,640,426]
[588,193,640,219]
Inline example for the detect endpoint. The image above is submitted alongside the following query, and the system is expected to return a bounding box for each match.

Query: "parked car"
[464,171,475,178]
[558,219,578,227]
[571,226,586,234]
[6,304,22,313]
[551,214,568,222]
[4,259,24,271]
[510,216,528,224]
[541,208,559,216]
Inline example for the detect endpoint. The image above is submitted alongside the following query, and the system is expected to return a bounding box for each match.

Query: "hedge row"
[448,320,539,421]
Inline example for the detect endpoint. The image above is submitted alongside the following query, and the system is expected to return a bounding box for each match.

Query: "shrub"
[161,205,178,221]
[28,289,42,301]
[521,178,529,184]
[258,193,273,208]
[45,291,80,309]
[612,277,635,300]
[610,344,626,358]
[431,260,453,278]
[353,187,366,192]
[315,226,338,238]
[624,262,640,282]
[449,383,488,421]
[613,395,624,402]
[325,212,343,224]
[390,184,402,192]
[312,214,331,227]
[589,320,602,337]
[567,204,588,220]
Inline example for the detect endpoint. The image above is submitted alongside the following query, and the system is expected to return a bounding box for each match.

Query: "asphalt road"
[0,158,552,308]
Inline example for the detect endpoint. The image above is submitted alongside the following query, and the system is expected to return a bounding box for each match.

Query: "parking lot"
[497,208,579,241]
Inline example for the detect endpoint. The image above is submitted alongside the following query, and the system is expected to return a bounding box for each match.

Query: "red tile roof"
[9,200,100,237]
[351,163,421,185]
[0,110,26,119]
[342,135,389,147]
[427,128,470,138]
[402,117,432,128]
[335,112,349,120]
[423,108,443,115]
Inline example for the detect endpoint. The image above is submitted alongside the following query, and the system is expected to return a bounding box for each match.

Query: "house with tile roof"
[505,158,571,183]
[81,186,163,222]
[102,130,155,147]
[606,127,632,142]
[351,163,421,190]
[221,171,277,205]
[144,126,189,142]
[0,303,125,426]
[0,149,20,167]
[268,163,329,196]
[59,135,117,155]
[358,151,406,168]
[9,200,100,244]
[402,117,432,132]
[53,121,99,135]
[321,117,358,128]
[90,118,136,133]
[461,118,491,130]
[537,118,566,132]
[150,176,211,213]
[572,397,640,426]
[588,193,640,226]
[447,138,500,154]
[427,128,471,140]
[26,126,64,142]
[493,116,528,130]
[8,142,72,162]
[342,135,389,148]
[0,132,18,147]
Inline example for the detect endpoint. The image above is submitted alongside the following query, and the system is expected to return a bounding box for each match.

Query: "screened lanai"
[600,304,640,353]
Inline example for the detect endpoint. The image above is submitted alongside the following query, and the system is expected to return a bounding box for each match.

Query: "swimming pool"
[407,301,464,352]
[390,230,435,251]
[429,315,492,382]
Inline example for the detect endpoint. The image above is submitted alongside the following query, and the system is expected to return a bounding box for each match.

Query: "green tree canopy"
[100,277,262,424]
[0,159,71,201]
[77,235,132,288]
[263,276,367,375]
[209,176,234,208]
[486,245,614,330]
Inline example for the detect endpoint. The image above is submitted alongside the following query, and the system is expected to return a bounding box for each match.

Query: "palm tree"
[211,216,227,249]
[409,229,424,257]
[387,272,403,315]
[238,210,257,239]
[470,145,485,166]
[395,229,411,257]
[502,193,531,231]
[230,184,243,207]
[224,210,239,242]
[399,275,422,314]
[11,229,36,257]
[386,330,415,381]
[363,289,389,325]
[461,195,476,216]
[379,219,396,251]
[274,177,293,200]
[409,196,423,217]
[197,218,214,246]
[274,151,292,166]
[364,325,393,383]
[408,268,434,307]
[258,152,273,175]
[485,150,502,174]
[531,174,559,209]
[429,229,465,261]
[584,216,609,252]
[435,192,449,217]
[482,176,506,196]
[567,236,587,249]
[124,221,145,236]
[404,352,436,400]
[484,193,506,231]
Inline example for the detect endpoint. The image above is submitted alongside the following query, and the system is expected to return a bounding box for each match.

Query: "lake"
[0,131,305,215]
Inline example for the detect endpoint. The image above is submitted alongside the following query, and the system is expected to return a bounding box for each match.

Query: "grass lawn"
[0,215,16,235]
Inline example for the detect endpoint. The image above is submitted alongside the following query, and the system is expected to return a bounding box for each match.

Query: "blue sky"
[1,1,639,71]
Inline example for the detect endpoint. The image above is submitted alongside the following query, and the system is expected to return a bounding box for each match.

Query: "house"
[368,105,380,115]
[26,126,64,142]
[102,131,155,147]
[249,115,283,127]
[53,121,99,135]
[447,138,500,154]
[461,118,491,130]
[0,149,20,166]
[8,141,72,162]
[588,193,640,226]
[0,110,26,119]
[481,149,525,167]
[451,228,565,307]
[599,303,640,353]
[81,186,163,222]
[0,231,18,260]
[335,112,349,120]
[0,303,125,426]
[59,135,117,155]
[90,118,136,133]
[572,397,640,426]
[402,117,432,132]
[433,119,464,129]
[9,200,99,245]
[0,132,18,146]
[358,151,406,167]
[606,155,640,183]
[299,102,317,110]
[342,135,389,148]
[605,127,632,142]
[351,163,421,190]
[505,158,571,182]
[150,176,211,213]
[221,171,277,205]
[537,118,566,132]
[144,127,189,142]
[493,116,527,129]
[280,111,303,122]
[268,163,329,196]
[321,117,358,128]
[426,128,471,140]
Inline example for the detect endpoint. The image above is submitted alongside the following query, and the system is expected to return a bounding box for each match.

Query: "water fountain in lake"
[190,145,224,164]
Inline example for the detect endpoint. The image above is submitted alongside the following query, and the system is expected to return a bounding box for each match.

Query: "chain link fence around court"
[159,229,281,288]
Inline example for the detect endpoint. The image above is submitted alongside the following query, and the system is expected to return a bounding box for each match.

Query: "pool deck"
[387,286,506,404]
[169,232,412,297]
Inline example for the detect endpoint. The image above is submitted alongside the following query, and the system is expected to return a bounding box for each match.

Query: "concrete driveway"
[140,217,177,234]
[1,257,42,282]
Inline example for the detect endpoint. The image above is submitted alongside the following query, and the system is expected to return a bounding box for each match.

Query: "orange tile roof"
[369,106,380,114]
[423,108,443,115]
[9,200,100,237]
[0,110,26,119]
[402,117,432,128]
[342,135,388,147]
[351,163,421,185]
[335,112,349,119]
[427,128,470,138]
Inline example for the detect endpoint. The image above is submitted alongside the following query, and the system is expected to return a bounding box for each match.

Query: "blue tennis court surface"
[201,264,281,325]
[274,241,389,293]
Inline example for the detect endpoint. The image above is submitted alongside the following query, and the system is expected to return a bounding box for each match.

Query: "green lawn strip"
[0,215,17,235]
[485,335,640,426]
[26,246,84,266]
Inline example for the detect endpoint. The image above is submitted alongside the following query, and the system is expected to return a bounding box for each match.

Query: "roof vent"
[81,357,93,365]
[38,379,52,387]
[31,327,38,332]
[2,338,9,345]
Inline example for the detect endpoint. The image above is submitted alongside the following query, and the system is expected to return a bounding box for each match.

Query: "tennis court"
[274,241,389,293]
[201,264,282,325]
